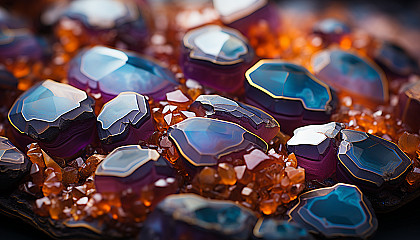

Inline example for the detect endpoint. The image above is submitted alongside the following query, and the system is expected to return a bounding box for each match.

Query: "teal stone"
[289,183,377,239]
[311,49,388,103]
[253,218,313,240]
[337,130,411,189]
[139,193,257,240]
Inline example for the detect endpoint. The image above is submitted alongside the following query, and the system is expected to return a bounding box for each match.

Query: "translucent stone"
[289,183,377,239]
[217,163,237,185]
[253,218,313,240]
[0,136,31,190]
[190,95,280,142]
[168,118,267,176]
[8,80,96,159]
[398,81,420,133]
[139,194,257,240]
[287,122,344,180]
[313,18,350,43]
[337,130,412,189]
[68,46,178,102]
[374,41,419,76]
[398,132,420,155]
[97,92,154,150]
[95,145,176,198]
[245,60,337,134]
[311,49,388,103]
[244,149,270,170]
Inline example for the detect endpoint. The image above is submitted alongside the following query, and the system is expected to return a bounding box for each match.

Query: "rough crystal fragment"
[253,218,313,240]
[97,92,154,152]
[311,49,388,103]
[288,183,378,239]
[0,136,31,190]
[68,46,178,102]
[337,130,412,190]
[190,95,280,142]
[181,25,254,93]
[287,122,344,180]
[168,118,267,176]
[398,81,420,133]
[94,145,177,205]
[139,194,257,240]
[8,80,96,159]
[245,60,337,134]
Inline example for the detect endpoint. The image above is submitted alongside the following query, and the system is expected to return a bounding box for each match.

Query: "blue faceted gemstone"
[168,118,267,175]
[289,183,378,239]
[68,46,178,102]
[311,49,388,103]
[374,41,419,76]
[139,194,257,240]
[337,130,411,189]
[245,60,337,134]
[253,218,313,240]
[313,18,350,43]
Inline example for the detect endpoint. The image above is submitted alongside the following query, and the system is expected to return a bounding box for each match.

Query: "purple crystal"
[398,81,420,132]
[0,136,31,191]
[97,92,154,152]
[288,183,378,239]
[244,60,338,134]
[168,117,267,176]
[287,122,343,180]
[8,80,96,159]
[189,95,279,142]
[0,7,46,61]
[45,0,149,50]
[139,193,257,240]
[68,46,178,102]
[94,145,176,199]
[311,49,388,103]
[213,0,280,36]
[336,130,412,191]
[180,25,254,93]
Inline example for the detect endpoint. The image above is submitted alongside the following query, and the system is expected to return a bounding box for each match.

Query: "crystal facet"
[398,81,420,133]
[288,183,378,239]
[139,193,257,240]
[97,92,154,152]
[95,145,176,199]
[8,80,96,159]
[245,60,337,134]
[190,95,280,142]
[68,46,178,102]
[181,25,254,93]
[311,49,388,103]
[287,122,344,180]
[0,136,31,190]
[337,130,412,190]
[168,118,267,176]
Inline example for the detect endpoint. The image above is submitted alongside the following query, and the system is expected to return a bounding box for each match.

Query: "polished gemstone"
[0,7,46,60]
[97,92,154,152]
[245,60,337,134]
[398,81,420,133]
[0,136,31,191]
[190,95,280,142]
[213,0,279,36]
[181,25,254,93]
[68,46,178,102]
[288,183,378,239]
[139,193,257,240]
[287,122,344,180]
[374,41,419,77]
[253,218,313,240]
[95,145,176,197]
[313,18,350,43]
[337,130,412,190]
[8,80,96,159]
[56,0,148,50]
[168,117,267,176]
[311,49,388,103]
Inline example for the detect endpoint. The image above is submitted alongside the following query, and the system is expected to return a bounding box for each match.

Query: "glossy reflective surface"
[374,41,419,76]
[313,18,350,43]
[289,183,378,239]
[338,130,411,188]
[398,81,420,132]
[253,218,313,240]
[68,46,178,102]
[311,49,388,103]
